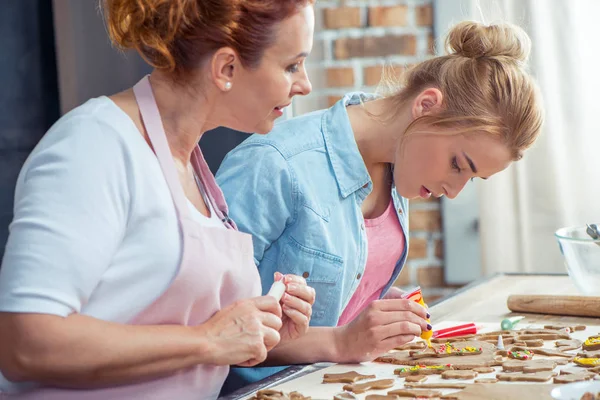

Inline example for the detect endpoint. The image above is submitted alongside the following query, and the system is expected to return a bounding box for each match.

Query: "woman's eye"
[451,156,461,173]
[287,63,300,73]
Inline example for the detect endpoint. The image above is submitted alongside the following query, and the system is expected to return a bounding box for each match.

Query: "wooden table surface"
[429,273,599,325]
[224,273,600,399]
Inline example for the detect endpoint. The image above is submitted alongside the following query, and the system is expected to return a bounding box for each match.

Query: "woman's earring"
[224,82,232,91]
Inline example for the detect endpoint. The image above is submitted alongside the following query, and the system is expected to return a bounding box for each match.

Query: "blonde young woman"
[217,21,544,391]
[0,0,320,398]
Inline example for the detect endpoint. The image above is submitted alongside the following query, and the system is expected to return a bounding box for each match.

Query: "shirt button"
[302,271,310,279]
[362,183,368,189]
[356,273,362,279]
[398,208,403,215]
[360,223,365,230]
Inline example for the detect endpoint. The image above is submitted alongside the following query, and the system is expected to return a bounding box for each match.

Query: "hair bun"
[446,21,531,63]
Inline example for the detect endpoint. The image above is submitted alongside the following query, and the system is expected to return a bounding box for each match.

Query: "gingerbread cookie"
[445,383,559,400]
[343,379,395,394]
[523,339,544,347]
[405,375,428,383]
[404,383,468,389]
[252,389,285,400]
[583,336,600,351]
[545,357,571,365]
[574,357,600,368]
[554,372,596,384]
[334,393,358,400]
[394,364,452,377]
[496,370,557,382]
[394,341,427,351]
[510,345,573,358]
[507,349,534,360]
[544,324,586,332]
[252,390,310,400]
[365,396,399,400]
[561,367,594,375]
[517,334,567,341]
[378,341,501,370]
[502,359,557,373]
[411,342,483,359]
[474,378,498,383]
[473,367,495,373]
[578,350,600,358]
[376,350,412,364]
[518,328,571,338]
[432,334,476,343]
[387,389,442,398]
[442,370,478,380]
[323,371,376,383]
[556,339,583,351]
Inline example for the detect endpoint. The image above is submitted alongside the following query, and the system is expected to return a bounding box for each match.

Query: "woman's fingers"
[282,275,316,305]
[376,298,429,320]
[282,305,310,330]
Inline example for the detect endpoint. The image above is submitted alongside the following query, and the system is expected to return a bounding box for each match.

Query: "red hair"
[103,0,314,76]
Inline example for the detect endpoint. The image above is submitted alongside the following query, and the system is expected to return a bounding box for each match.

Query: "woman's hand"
[382,286,406,300]
[277,273,316,343]
[196,296,283,367]
[333,298,430,363]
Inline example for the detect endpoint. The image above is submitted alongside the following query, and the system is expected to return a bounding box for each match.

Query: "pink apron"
[14,76,262,399]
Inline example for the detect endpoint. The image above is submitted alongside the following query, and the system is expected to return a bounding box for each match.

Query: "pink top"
[337,199,406,326]
[17,76,262,399]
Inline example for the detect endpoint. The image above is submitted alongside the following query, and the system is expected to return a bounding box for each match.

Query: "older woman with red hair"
[0,1,315,398]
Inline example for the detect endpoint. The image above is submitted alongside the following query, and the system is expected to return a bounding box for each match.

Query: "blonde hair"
[384,21,544,160]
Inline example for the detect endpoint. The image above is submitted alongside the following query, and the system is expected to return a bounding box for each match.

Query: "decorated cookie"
[502,359,557,373]
[343,379,395,394]
[473,367,495,373]
[442,370,478,380]
[496,370,557,382]
[508,349,534,360]
[555,339,583,351]
[377,340,502,369]
[583,336,600,351]
[475,378,498,383]
[387,389,442,398]
[323,371,376,383]
[405,375,428,383]
[510,345,573,358]
[404,382,468,389]
[574,357,600,368]
[394,364,453,377]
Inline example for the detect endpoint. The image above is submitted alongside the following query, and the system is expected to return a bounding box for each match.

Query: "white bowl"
[555,225,600,295]
[551,380,600,400]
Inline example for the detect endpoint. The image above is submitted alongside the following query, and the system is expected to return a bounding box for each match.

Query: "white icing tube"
[267,280,286,301]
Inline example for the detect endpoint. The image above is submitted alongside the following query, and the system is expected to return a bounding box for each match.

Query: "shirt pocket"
[279,236,343,325]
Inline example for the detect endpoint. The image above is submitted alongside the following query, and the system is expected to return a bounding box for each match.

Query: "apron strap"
[133,76,191,220]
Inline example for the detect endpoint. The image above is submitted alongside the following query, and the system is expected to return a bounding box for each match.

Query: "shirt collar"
[321,92,379,198]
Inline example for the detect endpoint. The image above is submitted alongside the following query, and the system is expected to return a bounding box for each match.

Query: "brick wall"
[294,0,455,303]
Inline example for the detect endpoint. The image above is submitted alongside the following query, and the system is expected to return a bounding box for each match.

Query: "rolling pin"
[507,295,600,318]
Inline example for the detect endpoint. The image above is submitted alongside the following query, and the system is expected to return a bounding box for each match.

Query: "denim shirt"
[217,92,410,328]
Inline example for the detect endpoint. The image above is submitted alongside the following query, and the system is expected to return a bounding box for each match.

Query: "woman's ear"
[210,47,238,92]
[412,88,443,119]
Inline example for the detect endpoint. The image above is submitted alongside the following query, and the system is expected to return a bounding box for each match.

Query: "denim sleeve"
[216,143,295,265]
